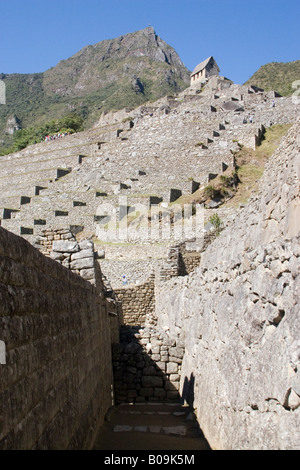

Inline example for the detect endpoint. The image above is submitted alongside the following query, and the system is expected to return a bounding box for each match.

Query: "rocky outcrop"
[43,26,190,98]
[5,115,21,135]
[155,121,300,449]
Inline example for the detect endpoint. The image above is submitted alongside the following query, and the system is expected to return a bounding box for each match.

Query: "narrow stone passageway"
[92,401,210,450]
[94,307,212,451]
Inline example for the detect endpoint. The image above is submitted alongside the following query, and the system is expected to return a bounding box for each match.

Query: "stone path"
[92,402,210,451]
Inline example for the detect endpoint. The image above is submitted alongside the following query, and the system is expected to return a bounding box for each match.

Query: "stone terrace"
[0,77,298,253]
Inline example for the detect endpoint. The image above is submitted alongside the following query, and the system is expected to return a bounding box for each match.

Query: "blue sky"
[1,0,299,84]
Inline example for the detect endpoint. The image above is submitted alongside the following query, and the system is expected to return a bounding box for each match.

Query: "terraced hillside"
[0,76,298,286]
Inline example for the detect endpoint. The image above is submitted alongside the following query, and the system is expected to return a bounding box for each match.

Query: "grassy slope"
[173,124,292,210]
[220,123,292,207]
[245,60,300,96]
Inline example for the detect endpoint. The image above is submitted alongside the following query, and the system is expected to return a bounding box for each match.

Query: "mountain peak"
[0,28,191,152]
[43,27,190,97]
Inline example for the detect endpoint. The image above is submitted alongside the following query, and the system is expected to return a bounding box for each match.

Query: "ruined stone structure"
[0,226,113,449]
[1,76,298,249]
[190,56,220,86]
[155,121,300,449]
[0,76,299,450]
[112,326,185,405]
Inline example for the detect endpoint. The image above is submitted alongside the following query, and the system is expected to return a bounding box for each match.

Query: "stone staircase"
[92,401,210,451]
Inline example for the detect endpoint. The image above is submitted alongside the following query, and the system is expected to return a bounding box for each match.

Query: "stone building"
[190,56,219,86]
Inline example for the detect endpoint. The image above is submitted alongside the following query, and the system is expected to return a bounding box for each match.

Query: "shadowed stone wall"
[0,226,113,450]
[114,274,155,326]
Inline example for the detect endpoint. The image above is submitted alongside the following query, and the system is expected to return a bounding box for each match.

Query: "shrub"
[1,113,83,155]
[209,213,223,234]
[203,185,217,199]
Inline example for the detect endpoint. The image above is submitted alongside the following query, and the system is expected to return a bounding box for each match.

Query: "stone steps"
[92,401,211,451]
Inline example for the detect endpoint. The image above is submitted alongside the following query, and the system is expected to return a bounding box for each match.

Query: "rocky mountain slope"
[0,58,299,450]
[0,27,190,153]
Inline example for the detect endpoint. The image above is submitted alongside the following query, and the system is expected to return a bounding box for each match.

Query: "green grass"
[0,113,84,155]
[227,123,292,206]
[245,60,300,96]
[167,123,292,209]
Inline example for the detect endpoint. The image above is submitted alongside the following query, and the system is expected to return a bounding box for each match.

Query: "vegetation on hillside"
[0,113,84,155]
[172,123,292,211]
[0,28,190,154]
[245,60,300,96]
[224,123,292,207]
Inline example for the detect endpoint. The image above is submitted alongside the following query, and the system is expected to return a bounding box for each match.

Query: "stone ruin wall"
[114,274,155,327]
[112,326,185,404]
[108,239,209,405]
[154,121,300,450]
[1,79,299,449]
[31,228,203,407]
[0,226,113,450]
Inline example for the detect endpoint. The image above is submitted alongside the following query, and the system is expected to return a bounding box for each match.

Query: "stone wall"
[158,236,215,282]
[112,326,184,404]
[154,121,300,449]
[34,227,121,341]
[0,226,113,449]
[114,274,155,326]
[110,240,209,404]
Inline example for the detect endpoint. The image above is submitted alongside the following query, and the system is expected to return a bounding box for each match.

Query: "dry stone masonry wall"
[155,121,300,450]
[34,228,101,286]
[112,326,185,404]
[0,226,113,449]
[114,274,155,326]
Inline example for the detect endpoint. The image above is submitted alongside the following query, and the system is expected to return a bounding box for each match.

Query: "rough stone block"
[70,257,94,270]
[166,362,178,374]
[151,354,161,361]
[168,356,182,364]
[80,268,95,281]
[50,251,66,261]
[71,249,94,262]
[139,388,154,397]
[166,391,179,400]
[52,240,79,253]
[169,347,184,359]
[154,388,166,399]
[142,376,163,388]
[143,366,156,376]
[79,240,94,251]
